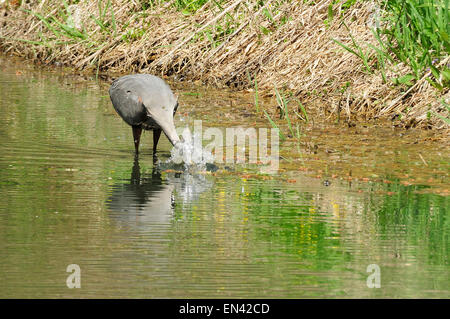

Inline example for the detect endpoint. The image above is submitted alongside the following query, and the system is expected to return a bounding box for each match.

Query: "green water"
[0,56,448,298]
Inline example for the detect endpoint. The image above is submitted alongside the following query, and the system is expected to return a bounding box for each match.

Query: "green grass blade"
[263,109,285,140]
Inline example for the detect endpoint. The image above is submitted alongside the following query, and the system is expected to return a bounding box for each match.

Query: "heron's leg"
[132,125,142,154]
[153,128,162,154]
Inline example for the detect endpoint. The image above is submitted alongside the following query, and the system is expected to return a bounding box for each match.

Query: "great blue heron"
[109,74,180,154]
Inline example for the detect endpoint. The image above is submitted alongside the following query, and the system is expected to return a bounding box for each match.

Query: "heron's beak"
[152,111,180,147]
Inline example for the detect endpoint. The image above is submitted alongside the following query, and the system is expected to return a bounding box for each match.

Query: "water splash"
[168,127,214,170]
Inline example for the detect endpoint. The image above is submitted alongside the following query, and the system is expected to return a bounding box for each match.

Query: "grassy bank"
[0,0,448,131]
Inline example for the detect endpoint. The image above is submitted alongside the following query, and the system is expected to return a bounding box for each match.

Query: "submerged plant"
[261,86,311,149]
[262,109,286,141]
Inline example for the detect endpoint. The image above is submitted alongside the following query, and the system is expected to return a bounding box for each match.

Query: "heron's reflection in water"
[107,156,213,230]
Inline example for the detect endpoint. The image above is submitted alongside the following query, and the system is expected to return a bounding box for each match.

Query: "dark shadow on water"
[106,156,213,229]
[107,156,175,227]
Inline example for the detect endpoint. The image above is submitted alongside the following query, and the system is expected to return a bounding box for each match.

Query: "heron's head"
[146,97,181,148]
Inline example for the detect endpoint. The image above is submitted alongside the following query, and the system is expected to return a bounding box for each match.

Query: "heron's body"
[109,74,180,154]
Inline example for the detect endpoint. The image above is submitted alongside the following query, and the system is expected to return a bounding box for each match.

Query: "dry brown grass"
[0,0,448,132]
